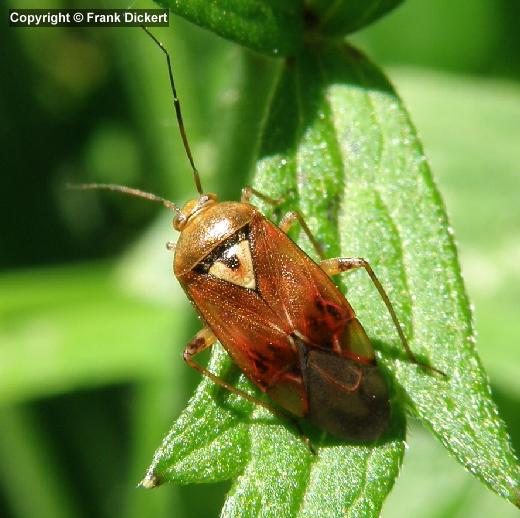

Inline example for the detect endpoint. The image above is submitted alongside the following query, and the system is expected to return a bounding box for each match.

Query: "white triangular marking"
[208,240,256,290]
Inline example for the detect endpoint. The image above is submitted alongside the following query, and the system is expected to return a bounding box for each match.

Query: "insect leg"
[320,257,446,377]
[241,186,281,206]
[184,327,316,452]
[279,211,326,260]
[241,187,324,259]
[184,327,273,406]
[141,26,203,195]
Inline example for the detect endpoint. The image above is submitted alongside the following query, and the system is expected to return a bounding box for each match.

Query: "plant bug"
[73,27,443,451]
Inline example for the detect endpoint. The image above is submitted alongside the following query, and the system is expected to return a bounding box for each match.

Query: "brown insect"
[74,27,442,448]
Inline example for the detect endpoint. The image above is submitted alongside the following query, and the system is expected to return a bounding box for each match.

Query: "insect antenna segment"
[69,27,207,215]
[67,183,181,216]
[140,25,204,196]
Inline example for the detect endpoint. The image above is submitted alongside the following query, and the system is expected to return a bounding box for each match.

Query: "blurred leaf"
[0,407,81,518]
[212,50,278,199]
[125,380,186,518]
[306,0,404,36]
[382,423,520,518]
[155,0,303,56]
[0,262,186,404]
[352,0,503,74]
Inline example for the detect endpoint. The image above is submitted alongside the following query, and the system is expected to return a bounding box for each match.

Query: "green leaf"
[391,68,520,397]
[143,345,405,517]
[155,0,303,56]
[306,0,404,36]
[254,42,520,506]
[143,41,519,515]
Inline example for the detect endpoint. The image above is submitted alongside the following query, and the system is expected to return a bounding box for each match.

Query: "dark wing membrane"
[299,341,390,441]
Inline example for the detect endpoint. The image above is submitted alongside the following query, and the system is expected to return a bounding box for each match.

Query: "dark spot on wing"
[315,295,343,321]
[267,343,278,353]
[326,304,342,320]
[255,359,269,374]
[250,350,271,375]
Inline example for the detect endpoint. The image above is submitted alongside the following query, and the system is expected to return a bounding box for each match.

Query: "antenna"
[141,25,204,196]
[68,183,181,216]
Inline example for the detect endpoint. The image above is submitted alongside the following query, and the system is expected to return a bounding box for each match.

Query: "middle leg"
[321,257,446,377]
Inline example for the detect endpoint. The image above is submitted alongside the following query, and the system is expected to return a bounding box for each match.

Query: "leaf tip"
[138,473,162,489]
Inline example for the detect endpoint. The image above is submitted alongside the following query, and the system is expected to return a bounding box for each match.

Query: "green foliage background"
[1,0,520,517]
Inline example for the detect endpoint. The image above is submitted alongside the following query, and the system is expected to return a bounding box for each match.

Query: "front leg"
[241,186,281,206]
[321,257,446,377]
[241,186,325,259]
[183,326,259,402]
[278,211,326,260]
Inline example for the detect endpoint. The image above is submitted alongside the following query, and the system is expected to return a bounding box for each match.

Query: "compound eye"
[208,239,256,290]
